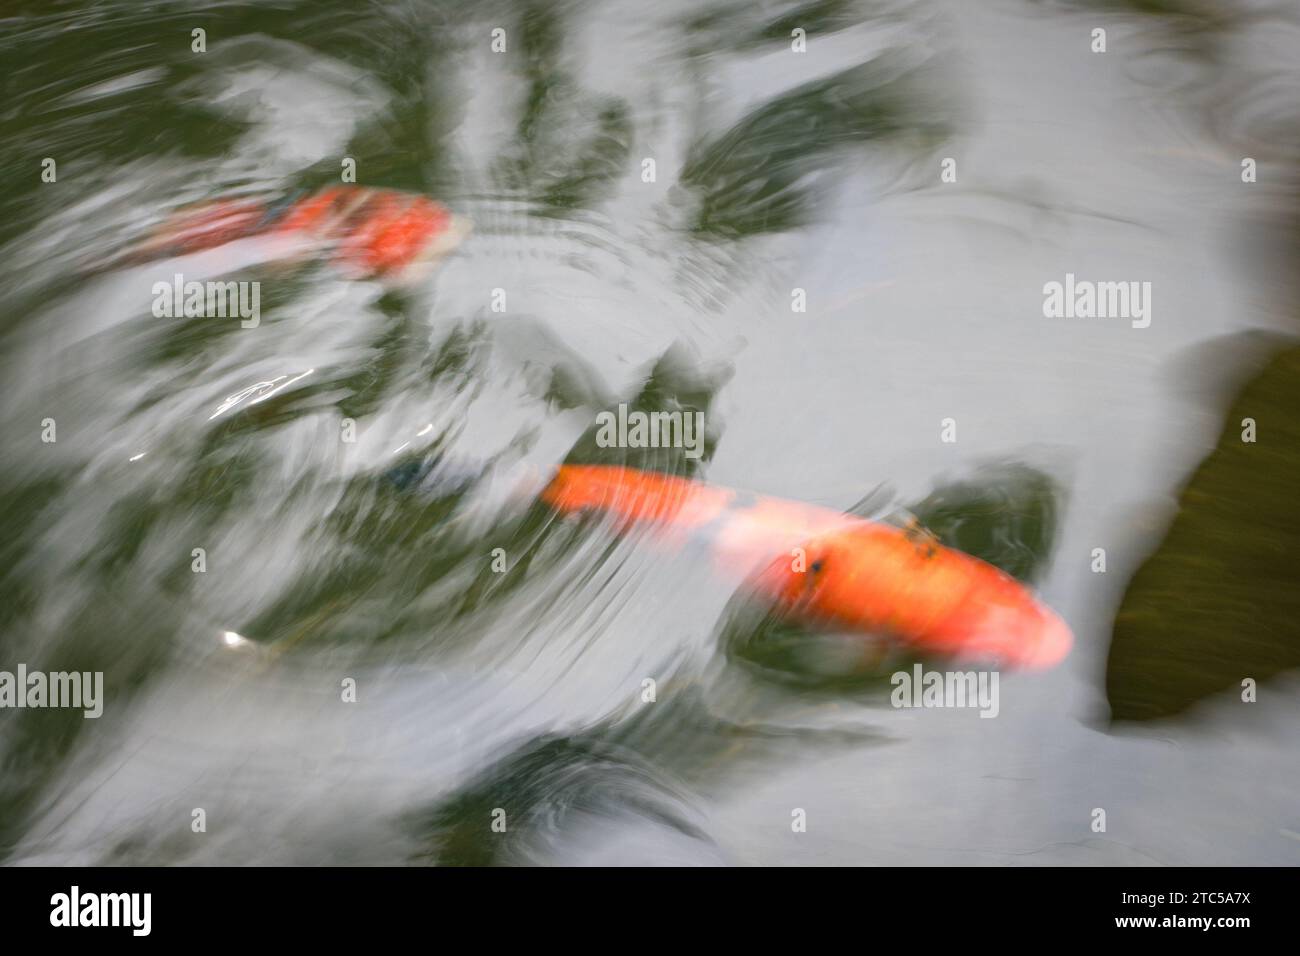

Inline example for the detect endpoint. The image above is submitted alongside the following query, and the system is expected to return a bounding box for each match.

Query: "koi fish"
[114,185,469,285]
[541,464,1072,670]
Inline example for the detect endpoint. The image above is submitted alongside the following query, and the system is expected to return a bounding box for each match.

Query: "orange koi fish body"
[541,465,1072,670]
[119,185,468,285]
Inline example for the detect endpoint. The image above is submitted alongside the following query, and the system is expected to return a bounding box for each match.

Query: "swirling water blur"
[2,0,1299,865]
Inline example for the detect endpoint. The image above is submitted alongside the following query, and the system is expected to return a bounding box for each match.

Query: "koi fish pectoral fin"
[718,586,922,687]
[845,482,896,520]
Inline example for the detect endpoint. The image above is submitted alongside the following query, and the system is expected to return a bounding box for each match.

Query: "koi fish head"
[330,191,469,285]
[751,523,1072,670]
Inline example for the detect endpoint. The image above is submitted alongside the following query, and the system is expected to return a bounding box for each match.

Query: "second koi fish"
[540,464,1072,670]
[115,185,469,285]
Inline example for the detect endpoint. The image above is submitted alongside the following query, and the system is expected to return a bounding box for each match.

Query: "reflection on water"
[2,0,1299,865]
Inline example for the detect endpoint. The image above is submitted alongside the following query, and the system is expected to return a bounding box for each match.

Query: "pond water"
[1,0,1298,865]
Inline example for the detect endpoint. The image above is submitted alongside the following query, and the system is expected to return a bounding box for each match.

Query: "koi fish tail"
[115,196,275,267]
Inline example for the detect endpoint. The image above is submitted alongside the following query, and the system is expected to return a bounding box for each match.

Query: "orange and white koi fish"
[541,465,1072,670]
[115,185,469,285]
